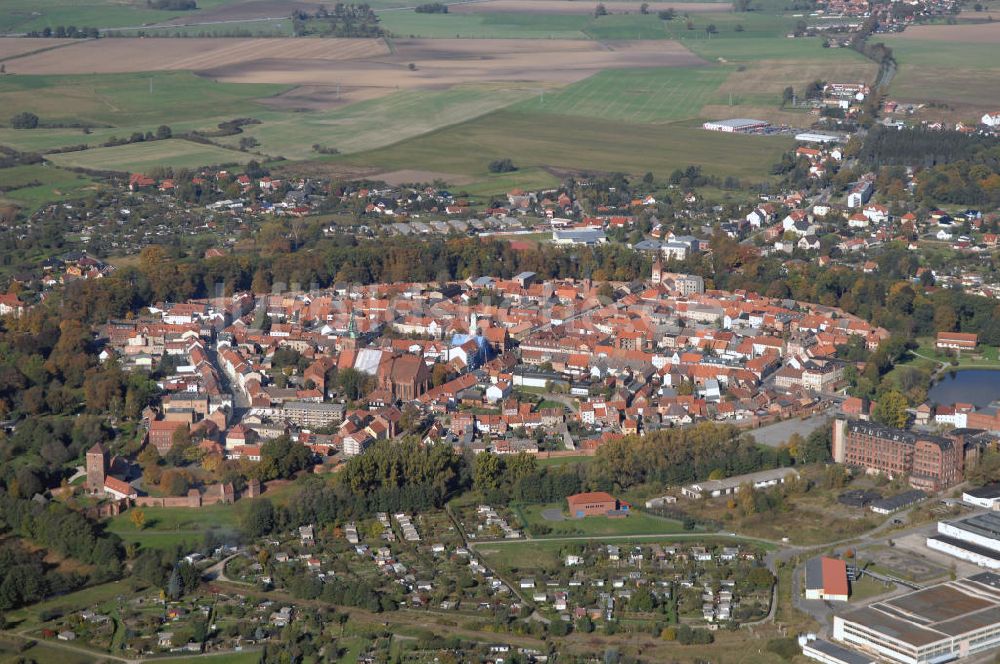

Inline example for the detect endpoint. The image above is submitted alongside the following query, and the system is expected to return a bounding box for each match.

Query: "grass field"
[7,580,134,627]
[112,18,296,37]
[217,84,535,160]
[536,455,595,468]
[515,66,728,123]
[106,502,243,548]
[0,163,98,210]
[0,71,287,127]
[378,10,791,41]
[334,109,793,181]
[881,32,1000,110]
[0,0,272,34]
[380,12,590,38]
[584,14,672,40]
[153,652,261,664]
[47,138,251,172]
[456,167,562,197]
[519,502,686,537]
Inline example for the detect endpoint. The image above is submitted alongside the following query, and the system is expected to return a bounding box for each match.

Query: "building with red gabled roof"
[805,556,849,602]
[566,492,630,518]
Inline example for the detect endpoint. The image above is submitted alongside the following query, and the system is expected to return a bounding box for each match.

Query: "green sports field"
[47,138,251,172]
[516,66,729,123]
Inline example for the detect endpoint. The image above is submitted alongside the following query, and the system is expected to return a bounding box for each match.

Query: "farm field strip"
[46,138,252,172]
[2,37,391,75]
[333,109,793,183]
[218,84,537,159]
[881,30,1000,109]
[516,66,729,123]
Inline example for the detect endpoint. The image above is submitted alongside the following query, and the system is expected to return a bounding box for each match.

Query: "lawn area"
[47,138,250,172]
[379,11,589,38]
[217,84,535,160]
[106,502,243,549]
[910,336,1000,369]
[334,109,793,181]
[0,163,98,211]
[514,66,730,124]
[535,455,595,468]
[519,502,686,537]
[0,71,288,127]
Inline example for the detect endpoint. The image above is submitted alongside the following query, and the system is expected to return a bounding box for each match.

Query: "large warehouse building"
[928,512,1000,570]
[702,118,771,134]
[833,573,1000,663]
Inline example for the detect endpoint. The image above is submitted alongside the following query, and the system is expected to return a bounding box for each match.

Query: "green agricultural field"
[0,71,288,128]
[334,109,793,184]
[881,34,1000,110]
[0,0,255,34]
[456,167,561,198]
[379,11,590,39]
[218,85,535,160]
[662,10,796,41]
[0,126,124,153]
[111,18,296,37]
[519,502,686,537]
[0,163,97,210]
[516,66,729,123]
[584,14,671,40]
[47,138,251,172]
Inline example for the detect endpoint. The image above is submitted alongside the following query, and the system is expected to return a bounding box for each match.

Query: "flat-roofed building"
[702,118,770,133]
[681,467,799,499]
[833,572,1000,664]
[965,485,1000,510]
[279,401,345,428]
[802,638,876,664]
[929,512,1000,570]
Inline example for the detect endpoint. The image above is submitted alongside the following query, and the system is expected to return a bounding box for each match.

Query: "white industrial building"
[927,512,1000,570]
[795,132,845,144]
[965,485,1000,510]
[702,118,770,134]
